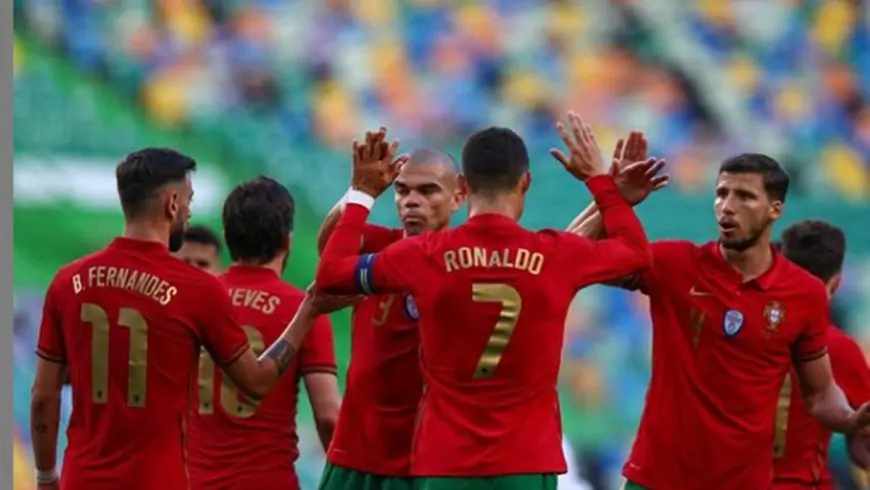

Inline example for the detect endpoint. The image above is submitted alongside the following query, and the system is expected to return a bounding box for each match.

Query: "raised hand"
[609,131,669,205]
[351,127,401,198]
[550,111,606,182]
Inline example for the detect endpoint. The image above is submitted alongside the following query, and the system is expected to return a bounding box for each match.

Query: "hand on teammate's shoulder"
[351,126,401,198]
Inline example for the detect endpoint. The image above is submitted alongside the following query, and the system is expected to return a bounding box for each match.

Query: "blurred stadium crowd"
[14,0,870,197]
[11,1,870,489]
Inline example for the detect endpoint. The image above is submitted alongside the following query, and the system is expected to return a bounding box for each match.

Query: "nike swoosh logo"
[689,286,713,296]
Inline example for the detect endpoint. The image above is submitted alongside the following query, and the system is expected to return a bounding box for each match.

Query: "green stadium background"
[12,2,870,487]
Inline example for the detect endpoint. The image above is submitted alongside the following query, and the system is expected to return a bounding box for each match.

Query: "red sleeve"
[828,331,870,408]
[792,284,830,363]
[298,314,337,376]
[621,240,691,295]
[193,276,250,366]
[36,273,67,364]
[317,203,428,295]
[361,224,403,253]
[557,175,652,289]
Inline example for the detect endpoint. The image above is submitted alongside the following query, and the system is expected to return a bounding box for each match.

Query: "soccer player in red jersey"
[173,224,223,275]
[29,148,337,490]
[772,220,870,490]
[316,116,654,490]
[188,176,344,490]
[570,148,870,490]
[315,148,463,490]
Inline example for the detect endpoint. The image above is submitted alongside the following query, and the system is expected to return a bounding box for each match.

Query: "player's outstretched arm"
[222,290,351,400]
[550,113,653,281]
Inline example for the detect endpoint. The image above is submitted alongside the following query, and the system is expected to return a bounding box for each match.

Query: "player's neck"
[233,257,284,276]
[467,195,520,221]
[122,221,170,246]
[719,240,773,282]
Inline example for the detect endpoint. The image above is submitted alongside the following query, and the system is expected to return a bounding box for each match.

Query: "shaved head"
[393,148,464,236]
[405,148,459,174]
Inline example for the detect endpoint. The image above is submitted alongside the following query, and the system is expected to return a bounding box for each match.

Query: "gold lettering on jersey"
[229,288,281,315]
[85,266,177,306]
[443,247,544,275]
[72,274,83,294]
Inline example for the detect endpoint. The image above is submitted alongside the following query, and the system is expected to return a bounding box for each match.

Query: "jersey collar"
[700,241,783,291]
[109,237,170,255]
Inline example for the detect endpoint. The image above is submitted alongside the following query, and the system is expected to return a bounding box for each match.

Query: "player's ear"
[769,199,783,221]
[451,176,466,212]
[282,233,292,253]
[827,272,842,297]
[166,190,179,220]
[457,174,469,198]
[519,172,532,195]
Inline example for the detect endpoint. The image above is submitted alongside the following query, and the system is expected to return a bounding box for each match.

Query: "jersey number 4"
[472,283,522,380]
[81,303,148,407]
[197,327,265,418]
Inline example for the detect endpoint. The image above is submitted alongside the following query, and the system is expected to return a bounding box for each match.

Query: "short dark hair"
[461,127,529,195]
[222,176,295,264]
[184,225,222,252]
[780,220,846,282]
[116,148,197,218]
[718,153,790,203]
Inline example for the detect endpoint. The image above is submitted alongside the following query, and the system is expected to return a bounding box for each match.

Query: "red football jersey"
[317,176,651,476]
[622,240,831,490]
[772,325,870,489]
[327,224,424,476]
[187,265,337,490]
[35,238,250,490]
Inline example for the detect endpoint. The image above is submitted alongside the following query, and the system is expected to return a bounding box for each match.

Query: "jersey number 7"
[472,283,522,380]
[197,326,266,418]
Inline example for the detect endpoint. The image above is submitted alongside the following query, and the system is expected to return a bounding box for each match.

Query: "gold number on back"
[472,283,522,380]
[198,326,264,418]
[773,373,793,458]
[80,303,149,407]
[372,295,396,326]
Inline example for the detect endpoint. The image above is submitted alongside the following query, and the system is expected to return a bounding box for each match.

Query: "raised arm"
[316,194,347,255]
[316,197,424,296]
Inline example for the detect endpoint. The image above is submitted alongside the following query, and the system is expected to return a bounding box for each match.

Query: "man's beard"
[720,224,767,252]
[168,230,185,252]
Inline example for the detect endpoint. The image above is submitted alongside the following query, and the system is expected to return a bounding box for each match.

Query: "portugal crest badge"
[403,295,419,321]
[764,302,785,338]
[723,309,744,337]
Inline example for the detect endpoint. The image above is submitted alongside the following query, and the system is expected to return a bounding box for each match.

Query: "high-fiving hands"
[550,112,607,182]
[351,127,402,198]
[611,131,669,205]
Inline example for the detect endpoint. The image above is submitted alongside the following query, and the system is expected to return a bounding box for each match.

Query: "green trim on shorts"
[623,480,648,490]
[415,473,557,490]
[318,462,415,490]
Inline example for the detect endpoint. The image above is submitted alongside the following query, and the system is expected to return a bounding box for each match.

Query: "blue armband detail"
[354,253,378,295]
